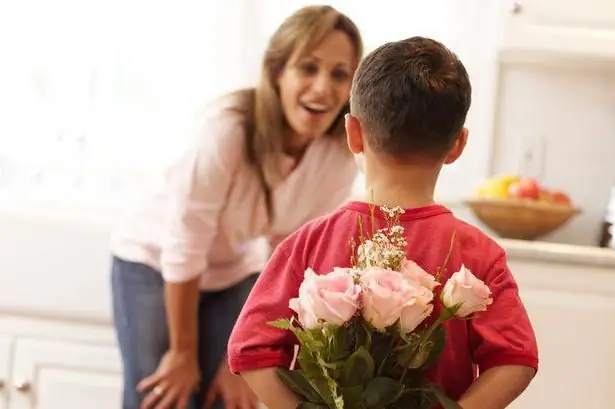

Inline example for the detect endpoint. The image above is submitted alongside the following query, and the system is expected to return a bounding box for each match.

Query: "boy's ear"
[345,114,364,154]
[444,127,468,165]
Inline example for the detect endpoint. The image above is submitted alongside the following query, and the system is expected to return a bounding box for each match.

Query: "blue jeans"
[111,256,258,409]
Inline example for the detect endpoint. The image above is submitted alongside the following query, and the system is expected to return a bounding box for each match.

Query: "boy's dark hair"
[350,36,471,159]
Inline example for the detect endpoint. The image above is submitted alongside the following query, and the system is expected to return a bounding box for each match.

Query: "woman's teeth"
[302,102,328,113]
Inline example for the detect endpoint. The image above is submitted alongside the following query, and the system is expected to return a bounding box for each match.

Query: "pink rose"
[441,264,493,317]
[400,259,440,291]
[289,268,361,329]
[399,286,434,333]
[360,267,428,330]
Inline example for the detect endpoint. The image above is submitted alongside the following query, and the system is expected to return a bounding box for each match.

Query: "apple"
[508,178,541,200]
[550,190,572,206]
[538,189,552,202]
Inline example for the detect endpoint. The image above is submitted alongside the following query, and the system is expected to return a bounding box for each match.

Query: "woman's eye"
[299,63,318,75]
[332,69,350,82]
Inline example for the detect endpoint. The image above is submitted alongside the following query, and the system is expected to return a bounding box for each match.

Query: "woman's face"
[277,30,356,150]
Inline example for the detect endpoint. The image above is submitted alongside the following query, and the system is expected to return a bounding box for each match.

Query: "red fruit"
[538,189,552,202]
[550,190,572,205]
[508,178,541,200]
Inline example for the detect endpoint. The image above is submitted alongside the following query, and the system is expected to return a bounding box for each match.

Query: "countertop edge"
[498,238,615,268]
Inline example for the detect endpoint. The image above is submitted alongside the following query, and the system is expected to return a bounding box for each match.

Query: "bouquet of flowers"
[269,205,493,409]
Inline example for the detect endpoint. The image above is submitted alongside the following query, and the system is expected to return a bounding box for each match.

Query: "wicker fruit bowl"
[463,198,581,240]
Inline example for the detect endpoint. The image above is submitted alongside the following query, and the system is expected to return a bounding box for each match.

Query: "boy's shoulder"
[278,201,506,251]
[272,201,509,279]
[276,204,353,249]
[271,204,360,269]
[452,216,504,253]
[446,215,509,280]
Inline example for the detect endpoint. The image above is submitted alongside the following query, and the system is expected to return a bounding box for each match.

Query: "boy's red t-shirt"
[227,201,538,401]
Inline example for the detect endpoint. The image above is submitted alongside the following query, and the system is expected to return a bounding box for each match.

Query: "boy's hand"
[205,359,259,409]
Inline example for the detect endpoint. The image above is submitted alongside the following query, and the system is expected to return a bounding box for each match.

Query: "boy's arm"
[227,240,305,406]
[457,365,535,409]
[465,250,539,409]
[241,368,301,409]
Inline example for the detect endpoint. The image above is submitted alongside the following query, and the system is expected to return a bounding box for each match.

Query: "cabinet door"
[502,0,615,60]
[0,335,13,409]
[8,338,122,409]
[508,260,615,409]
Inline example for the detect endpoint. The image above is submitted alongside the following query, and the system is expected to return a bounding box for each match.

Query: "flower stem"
[377,335,397,375]
[399,310,451,386]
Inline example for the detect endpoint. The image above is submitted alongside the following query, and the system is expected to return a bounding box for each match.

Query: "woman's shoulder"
[187,89,255,152]
[314,134,353,162]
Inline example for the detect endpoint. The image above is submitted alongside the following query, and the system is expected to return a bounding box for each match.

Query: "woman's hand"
[204,359,259,409]
[137,349,201,409]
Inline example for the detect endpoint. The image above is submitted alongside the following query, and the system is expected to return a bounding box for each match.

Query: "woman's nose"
[311,73,332,96]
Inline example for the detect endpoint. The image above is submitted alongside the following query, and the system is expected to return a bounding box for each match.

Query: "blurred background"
[2,0,615,246]
[2,0,614,246]
[1,1,615,408]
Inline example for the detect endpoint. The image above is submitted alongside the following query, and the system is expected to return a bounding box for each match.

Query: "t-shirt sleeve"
[468,251,539,373]
[227,241,303,374]
[160,111,244,282]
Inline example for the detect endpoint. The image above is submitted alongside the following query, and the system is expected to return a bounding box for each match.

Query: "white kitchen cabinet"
[507,257,615,409]
[501,0,615,61]
[8,338,122,409]
[0,316,122,409]
[0,335,13,409]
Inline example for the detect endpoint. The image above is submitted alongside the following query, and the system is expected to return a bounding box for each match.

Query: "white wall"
[491,63,615,246]
[3,1,615,248]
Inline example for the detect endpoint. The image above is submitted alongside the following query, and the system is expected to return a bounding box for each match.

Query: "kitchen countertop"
[498,238,615,269]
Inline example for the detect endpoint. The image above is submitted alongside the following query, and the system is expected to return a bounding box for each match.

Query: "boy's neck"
[363,164,440,210]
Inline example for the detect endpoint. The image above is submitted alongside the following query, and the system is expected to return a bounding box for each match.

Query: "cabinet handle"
[15,381,31,392]
[511,0,522,13]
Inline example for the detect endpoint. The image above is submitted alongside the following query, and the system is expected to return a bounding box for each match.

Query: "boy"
[227,37,538,409]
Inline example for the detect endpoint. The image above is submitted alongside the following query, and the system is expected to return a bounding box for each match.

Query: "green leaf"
[355,321,372,350]
[340,347,375,387]
[329,324,353,361]
[320,360,344,380]
[418,325,447,371]
[364,377,404,409]
[297,346,319,375]
[408,340,435,369]
[314,352,343,408]
[431,386,463,409]
[340,385,367,409]
[297,402,328,409]
[268,318,293,330]
[304,327,327,350]
[295,349,333,405]
[395,325,447,370]
[394,390,423,409]
[394,333,422,367]
[276,368,325,403]
[370,332,392,359]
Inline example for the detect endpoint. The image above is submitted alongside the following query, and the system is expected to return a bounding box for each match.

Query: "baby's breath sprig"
[353,205,408,271]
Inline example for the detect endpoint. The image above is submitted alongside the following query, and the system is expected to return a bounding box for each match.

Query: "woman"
[110,5,364,409]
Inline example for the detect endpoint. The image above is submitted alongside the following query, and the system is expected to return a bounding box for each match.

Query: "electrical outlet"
[518,136,547,179]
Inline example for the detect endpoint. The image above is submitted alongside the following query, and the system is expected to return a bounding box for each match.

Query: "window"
[0,0,496,210]
[0,0,254,209]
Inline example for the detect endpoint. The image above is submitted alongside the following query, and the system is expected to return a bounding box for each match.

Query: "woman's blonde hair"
[232,5,363,222]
